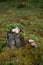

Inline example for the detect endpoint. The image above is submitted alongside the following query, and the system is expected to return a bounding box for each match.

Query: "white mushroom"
[15,27,20,33]
[12,27,20,33]
[31,42,37,47]
[29,39,34,43]
[12,29,15,32]
[28,39,37,47]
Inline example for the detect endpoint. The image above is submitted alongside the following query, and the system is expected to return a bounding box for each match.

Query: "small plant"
[7,23,24,33]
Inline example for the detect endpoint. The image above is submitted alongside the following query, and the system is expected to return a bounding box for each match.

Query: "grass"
[0,0,43,65]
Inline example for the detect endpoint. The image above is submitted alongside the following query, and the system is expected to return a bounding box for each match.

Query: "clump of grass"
[25,34,40,42]
[29,34,40,42]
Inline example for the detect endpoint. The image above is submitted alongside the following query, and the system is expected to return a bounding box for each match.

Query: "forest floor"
[0,1,43,65]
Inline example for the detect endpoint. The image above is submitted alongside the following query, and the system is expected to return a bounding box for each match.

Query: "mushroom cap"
[28,39,37,47]
[12,27,20,33]
[15,27,20,33]
[28,39,34,43]
[12,29,15,32]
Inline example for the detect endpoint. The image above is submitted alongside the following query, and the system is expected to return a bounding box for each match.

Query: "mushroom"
[12,27,20,33]
[28,39,37,48]
[12,29,15,33]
